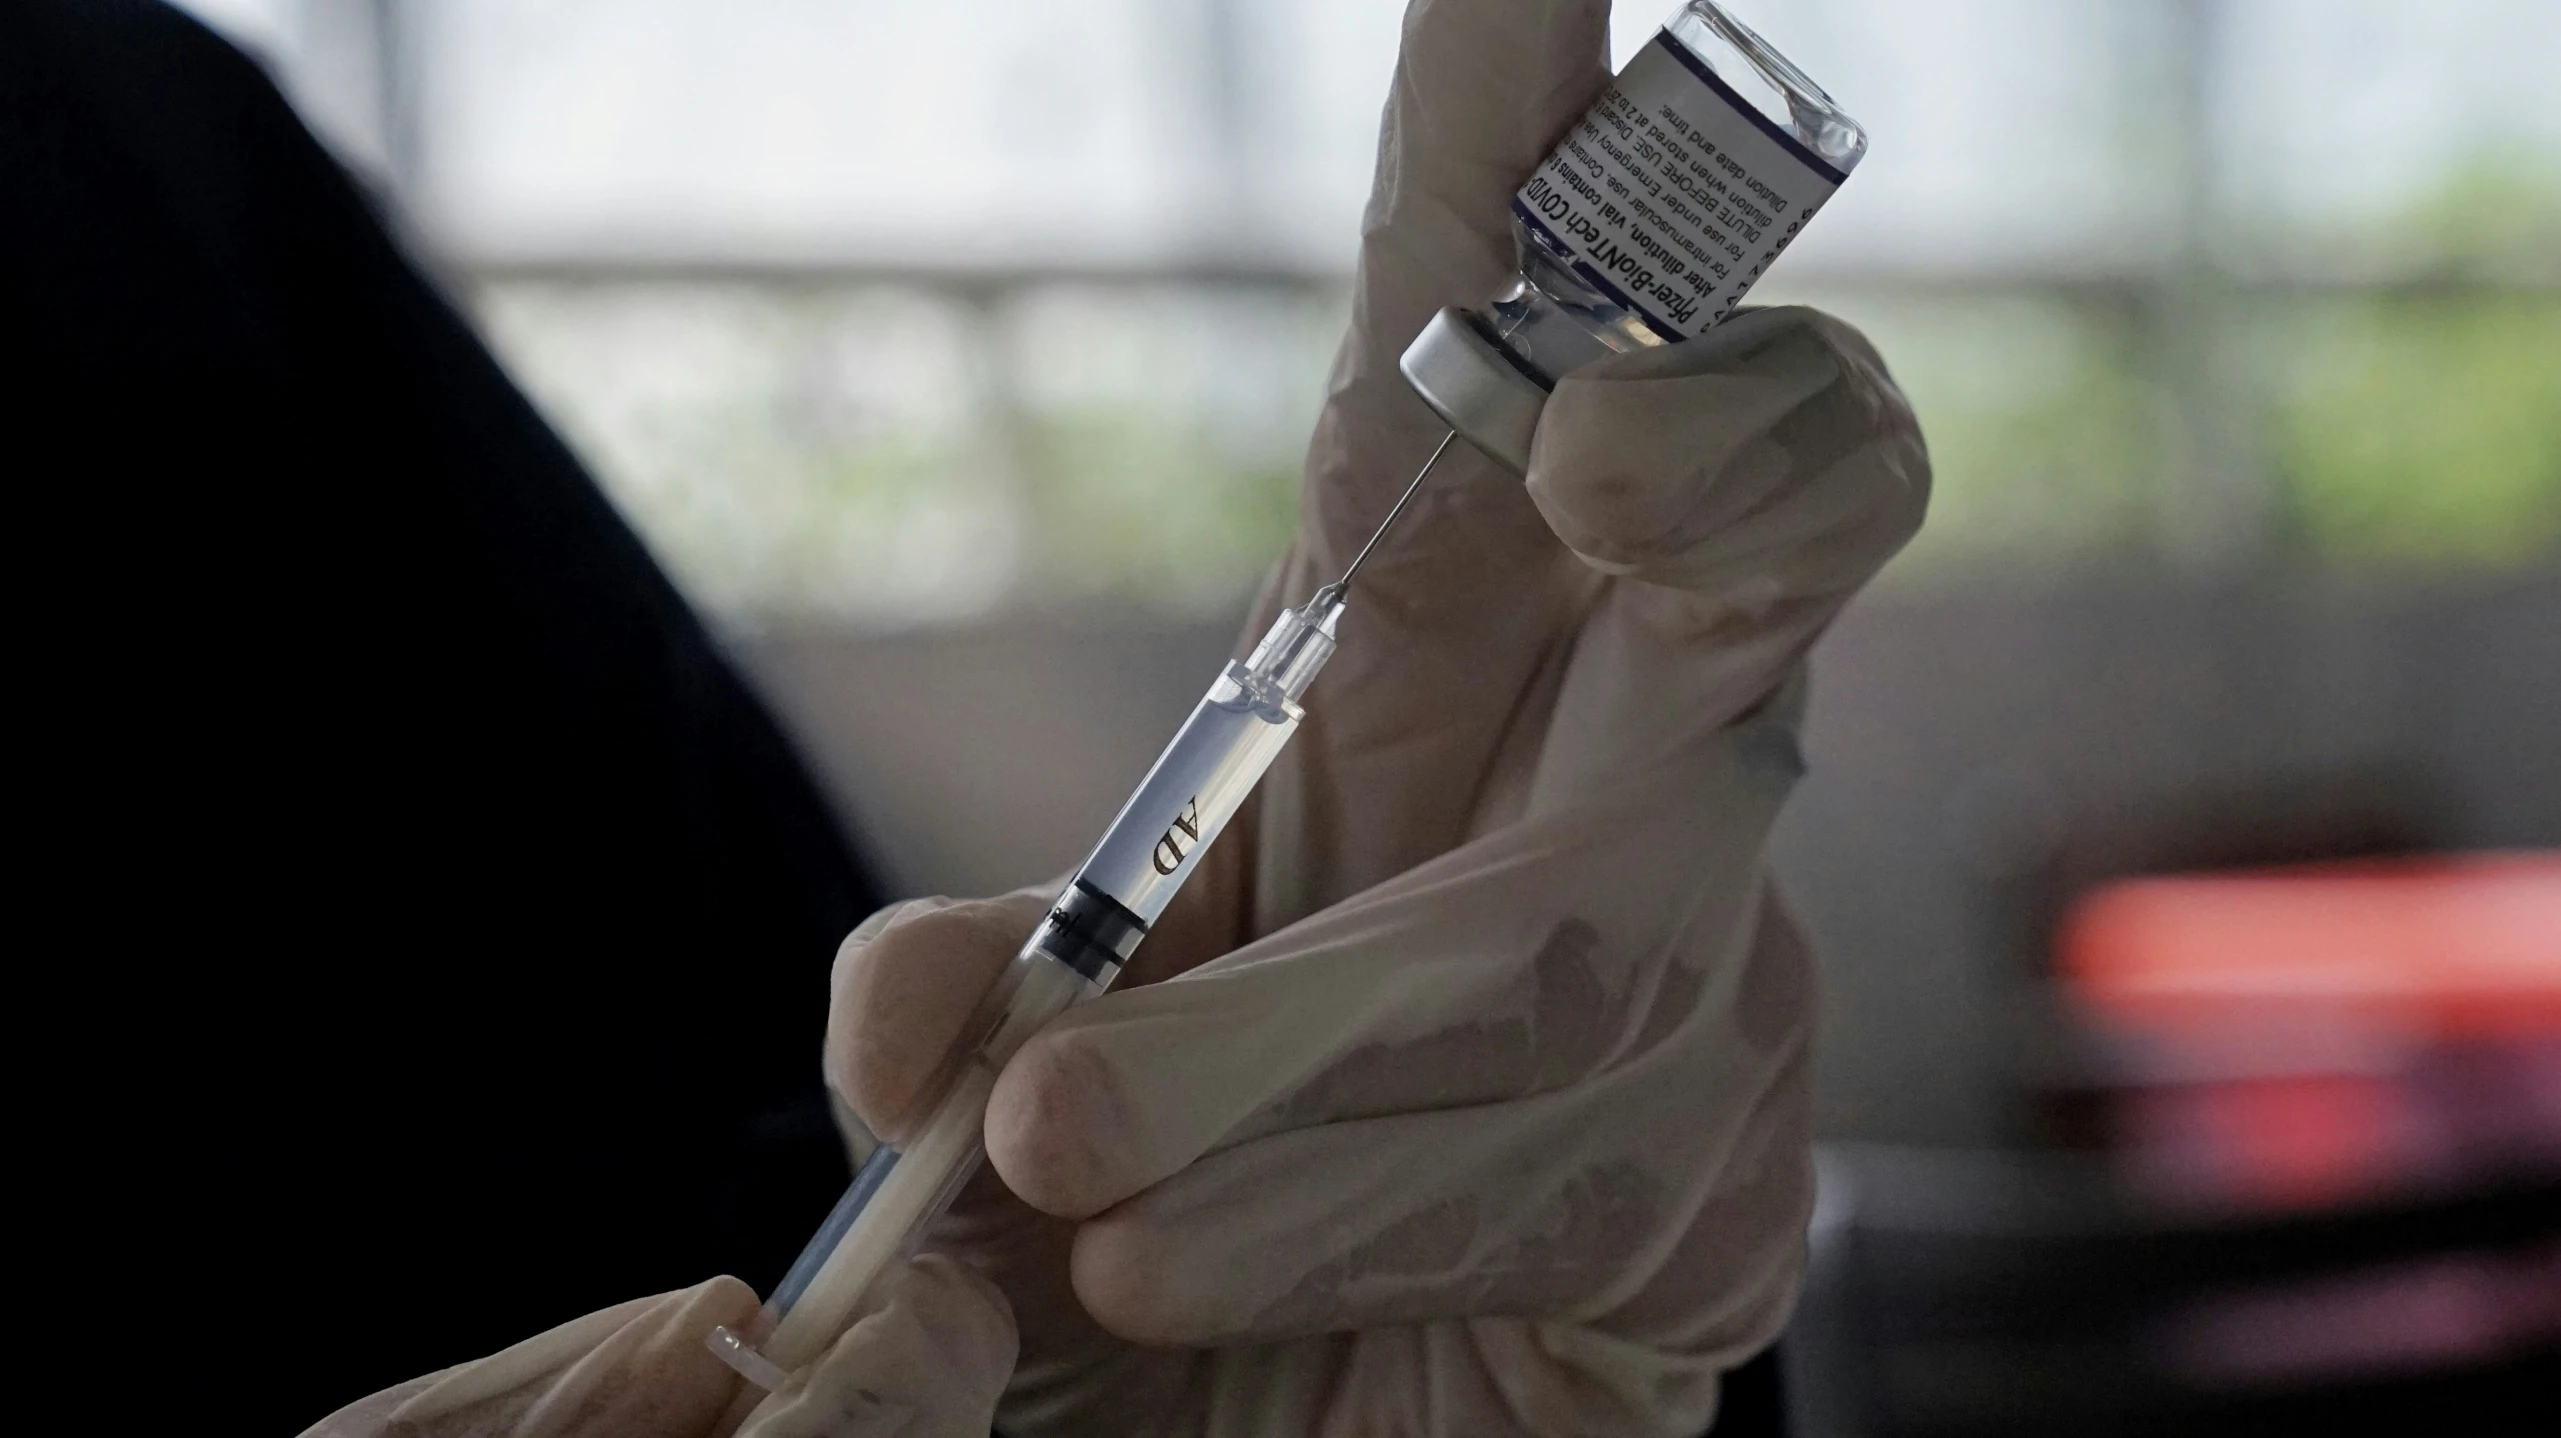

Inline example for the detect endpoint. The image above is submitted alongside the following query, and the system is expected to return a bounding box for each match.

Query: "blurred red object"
[2058,852,2561,1038]
[2056,853,2561,1211]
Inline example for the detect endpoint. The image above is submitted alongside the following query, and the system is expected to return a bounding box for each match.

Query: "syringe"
[708,433,1459,1387]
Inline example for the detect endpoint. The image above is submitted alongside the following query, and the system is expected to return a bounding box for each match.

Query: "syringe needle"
[1336,430,1458,592]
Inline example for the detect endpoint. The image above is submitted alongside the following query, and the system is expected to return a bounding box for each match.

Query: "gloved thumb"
[1524,305,1929,608]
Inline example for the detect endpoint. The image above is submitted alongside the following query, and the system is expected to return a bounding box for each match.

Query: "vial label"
[1514,30,1847,341]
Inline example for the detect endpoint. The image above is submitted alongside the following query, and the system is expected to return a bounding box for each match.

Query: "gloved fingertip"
[739,1257,1015,1438]
[688,1274,764,1333]
[891,1254,1019,1383]
[985,1025,1143,1220]
[1067,1210,1198,1348]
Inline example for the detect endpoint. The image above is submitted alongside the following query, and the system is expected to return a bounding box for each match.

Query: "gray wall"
[738,574,2560,1147]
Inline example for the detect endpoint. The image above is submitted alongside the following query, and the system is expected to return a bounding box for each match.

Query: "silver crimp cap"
[1398,307,1549,478]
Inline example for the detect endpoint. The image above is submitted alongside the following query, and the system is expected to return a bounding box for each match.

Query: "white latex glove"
[828,1,1928,1435]
[299,1257,1014,1438]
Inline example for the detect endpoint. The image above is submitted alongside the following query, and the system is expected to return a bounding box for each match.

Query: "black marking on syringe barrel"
[1037,879,1150,981]
[1151,796,1204,874]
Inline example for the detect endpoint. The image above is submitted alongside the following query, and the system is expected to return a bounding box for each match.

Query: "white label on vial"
[1514,30,1847,342]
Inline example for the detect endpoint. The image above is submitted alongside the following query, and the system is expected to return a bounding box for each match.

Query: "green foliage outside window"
[2270,295,2561,568]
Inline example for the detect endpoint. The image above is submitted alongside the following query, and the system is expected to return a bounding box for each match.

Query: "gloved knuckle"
[879,896,990,952]
[1527,456,1700,570]
[832,899,919,976]
[864,897,1034,989]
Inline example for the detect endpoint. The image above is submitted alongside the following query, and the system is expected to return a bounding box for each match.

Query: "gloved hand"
[299,1257,1014,1438]
[829,0,1928,1434]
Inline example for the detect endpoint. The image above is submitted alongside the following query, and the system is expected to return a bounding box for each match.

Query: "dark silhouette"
[6,2,878,1426]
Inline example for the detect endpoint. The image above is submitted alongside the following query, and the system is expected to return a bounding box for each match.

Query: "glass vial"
[1401,1,1867,473]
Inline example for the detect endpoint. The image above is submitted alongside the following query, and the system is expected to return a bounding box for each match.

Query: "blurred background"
[180,0,2557,1431]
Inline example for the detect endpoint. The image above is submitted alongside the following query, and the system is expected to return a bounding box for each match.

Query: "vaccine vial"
[1401,1,1867,473]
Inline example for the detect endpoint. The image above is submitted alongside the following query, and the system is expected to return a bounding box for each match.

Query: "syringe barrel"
[758,938,1094,1370]
[1075,662,1305,928]
[740,602,1335,1377]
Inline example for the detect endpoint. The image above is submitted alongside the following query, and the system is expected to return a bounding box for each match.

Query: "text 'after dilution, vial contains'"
[1401,0,1866,473]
